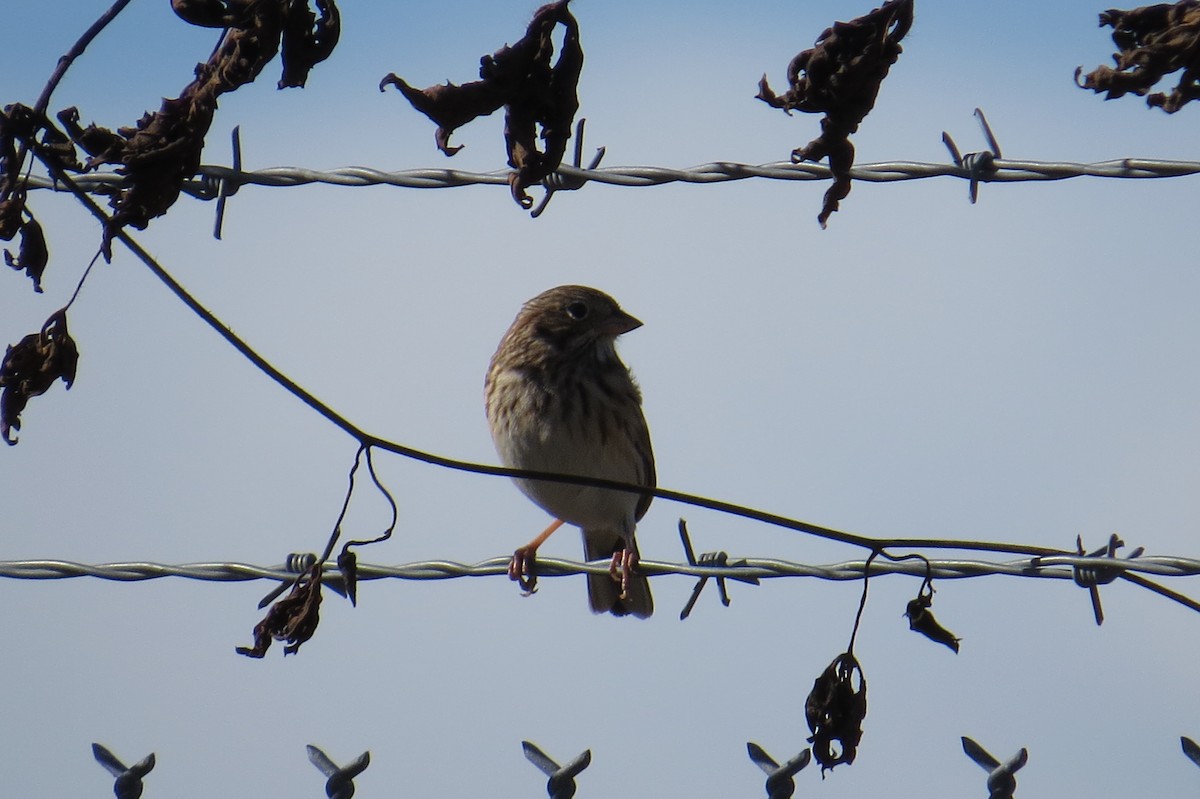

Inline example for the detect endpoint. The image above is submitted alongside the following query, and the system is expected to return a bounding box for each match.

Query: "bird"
[485,285,655,617]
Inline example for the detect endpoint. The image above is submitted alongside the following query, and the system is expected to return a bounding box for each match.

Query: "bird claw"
[509,546,539,596]
[609,548,638,601]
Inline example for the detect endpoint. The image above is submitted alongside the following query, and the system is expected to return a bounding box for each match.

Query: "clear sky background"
[4,1,1200,796]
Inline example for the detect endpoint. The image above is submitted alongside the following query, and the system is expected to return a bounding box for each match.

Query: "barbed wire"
[4,552,1197,584]
[18,156,1200,201]
[17,127,1200,630]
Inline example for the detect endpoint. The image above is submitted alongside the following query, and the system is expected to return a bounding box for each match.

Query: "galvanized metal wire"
[18,157,1200,200]
[3,553,1197,584]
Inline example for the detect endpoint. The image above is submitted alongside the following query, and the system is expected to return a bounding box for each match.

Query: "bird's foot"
[509,546,539,596]
[609,547,639,601]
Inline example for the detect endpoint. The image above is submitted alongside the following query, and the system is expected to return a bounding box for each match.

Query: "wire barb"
[256,552,320,608]
[942,108,1001,203]
[1068,534,1144,626]
[531,118,606,218]
[211,125,242,240]
[677,518,759,619]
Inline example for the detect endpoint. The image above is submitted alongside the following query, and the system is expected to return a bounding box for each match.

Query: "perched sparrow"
[486,285,655,617]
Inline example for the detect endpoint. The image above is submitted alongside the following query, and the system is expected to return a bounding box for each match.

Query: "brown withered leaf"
[0,310,79,445]
[337,548,359,607]
[379,76,505,156]
[49,0,340,254]
[170,0,235,29]
[236,563,324,658]
[0,198,24,244]
[279,0,341,89]
[805,652,867,775]
[381,0,583,209]
[758,0,913,227]
[2,104,82,179]
[503,2,582,207]
[905,587,960,653]
[0,109,26,241]
[0,104,79,264]
[1076,1,1200,112]
[3,212,48,292]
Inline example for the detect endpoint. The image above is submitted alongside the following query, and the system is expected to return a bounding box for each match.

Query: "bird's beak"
[604,309,643,336]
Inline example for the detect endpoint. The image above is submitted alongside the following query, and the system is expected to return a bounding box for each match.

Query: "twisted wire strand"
[2,554,1197,584]
[16,156,1200,198]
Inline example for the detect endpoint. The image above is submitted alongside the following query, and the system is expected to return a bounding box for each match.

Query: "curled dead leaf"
[757,0,912,227]
[46,0,340,253]
[236,563,324,658]
[0,310,78,445]
[337,548,358,607]
[1076,1,1200,112]
[381,0,582,209]
[805,651,867,775]
[278,0,341,89]
[905,588,960,653]
[4,212,48,292]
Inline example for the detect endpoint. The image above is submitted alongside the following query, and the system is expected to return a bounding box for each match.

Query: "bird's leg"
[608,546,639,601]
[509,518,565,596]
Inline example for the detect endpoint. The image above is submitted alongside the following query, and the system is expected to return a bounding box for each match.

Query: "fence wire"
[3,552,1197,584]
[19,157,1200,202]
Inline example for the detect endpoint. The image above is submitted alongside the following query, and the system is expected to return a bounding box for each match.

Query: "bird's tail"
[583,529,653,618]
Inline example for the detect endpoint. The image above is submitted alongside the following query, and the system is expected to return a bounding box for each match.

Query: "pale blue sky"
[4,1,1200,796]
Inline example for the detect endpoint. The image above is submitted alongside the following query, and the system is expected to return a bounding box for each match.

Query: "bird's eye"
[565,301,589,320]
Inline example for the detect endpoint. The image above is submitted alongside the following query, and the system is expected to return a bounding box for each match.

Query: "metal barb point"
[1070,533,1142,626]
[212,125,243,240]
[962,737,1027,799]
[531,118,606,218]
[521,741,592,799]
[257,551,321,609]
[747,742,811,799]
[307,745,370,799]
[678,519,759,620]
[941,108,1001,204]
[92,743,155,799]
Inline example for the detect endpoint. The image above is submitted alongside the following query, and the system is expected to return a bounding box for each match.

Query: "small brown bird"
[485,285,655,617]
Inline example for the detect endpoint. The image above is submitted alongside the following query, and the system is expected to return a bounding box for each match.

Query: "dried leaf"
[381,0,582,208]
[0,111,26,241]
[0,198,24,243]
[0,105,79,247]
[337,548,358,607]
[170,0,234,28]
[0,310,79,445]
[279,0,341,89]
[50,0,340,253]
[905,590,960,653]
[758,0,913,227]
[805,652,867,775]
[503,2,583,207]
[236,563,324,658]
[4,213,48,292]
[1076,1,1200,112]
[379,75,504,155]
